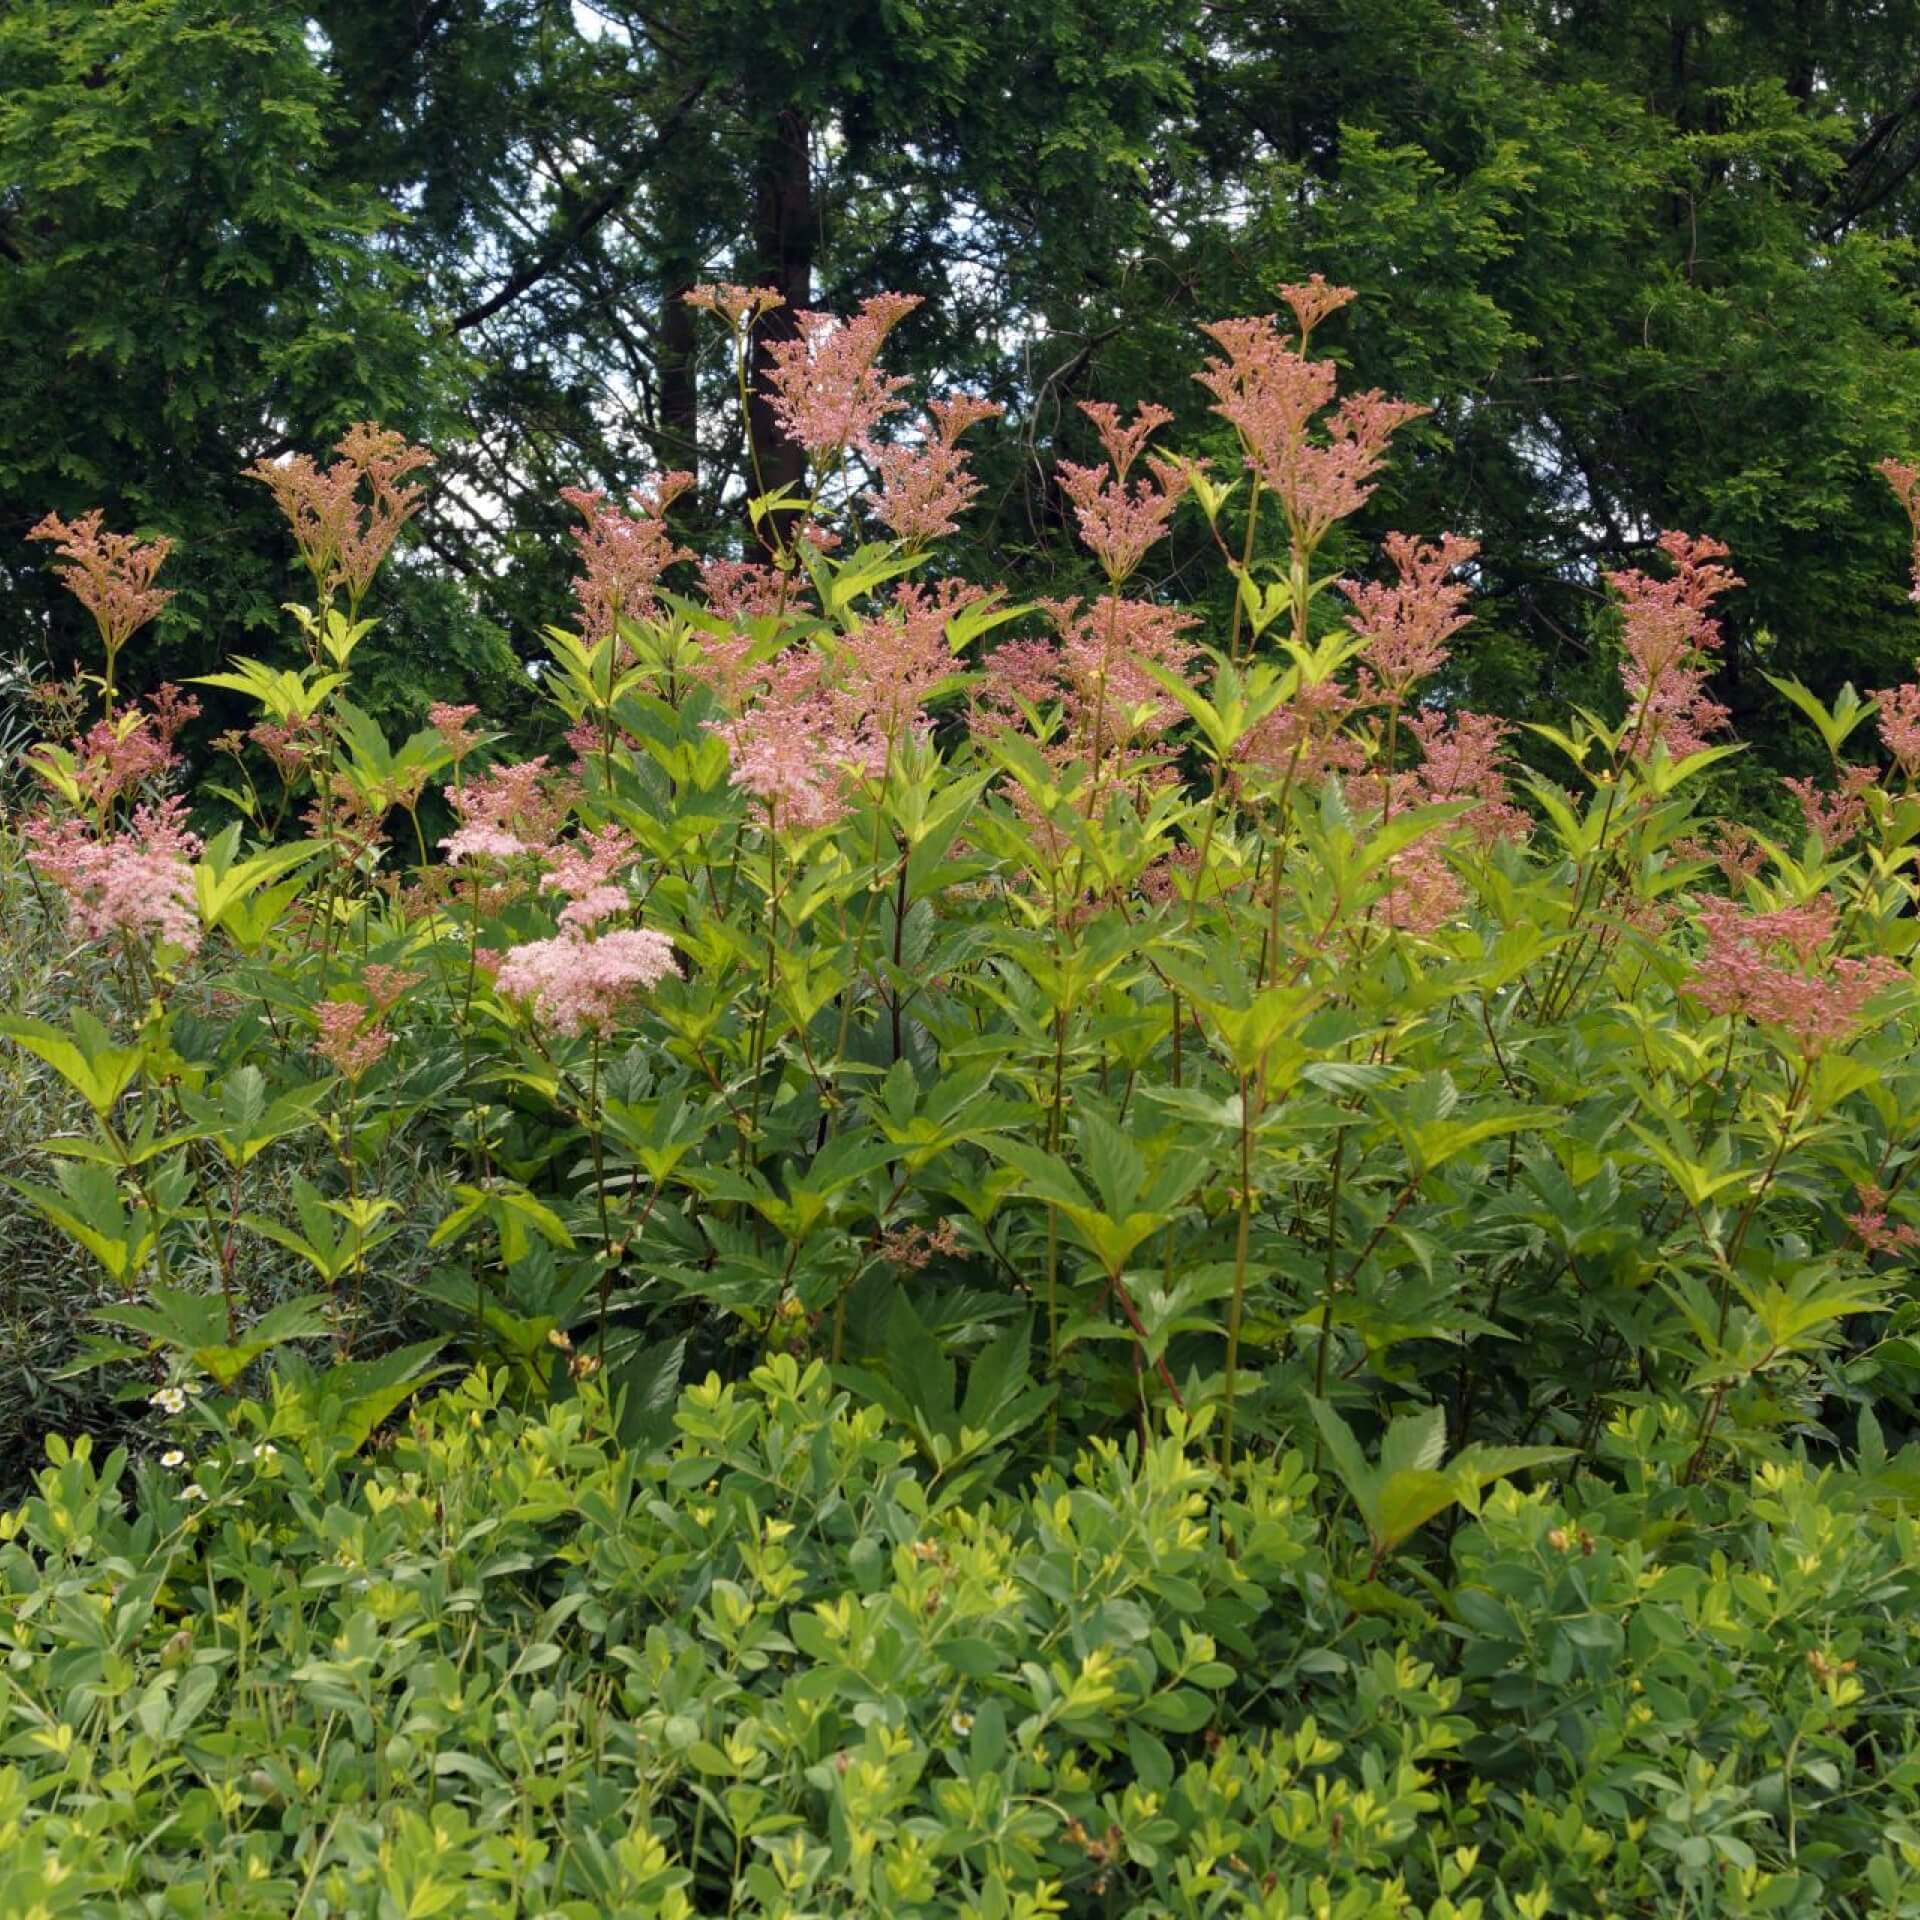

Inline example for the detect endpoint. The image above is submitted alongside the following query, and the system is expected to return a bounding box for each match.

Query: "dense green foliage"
[11,2,1920,748]
[7,1363,1920,1918]
[14,6,1920,1909]
[7,275,1920,1907]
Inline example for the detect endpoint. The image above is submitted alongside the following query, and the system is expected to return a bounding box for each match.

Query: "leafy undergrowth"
[10,279,1920,1914]
[6,1361,1920,1920]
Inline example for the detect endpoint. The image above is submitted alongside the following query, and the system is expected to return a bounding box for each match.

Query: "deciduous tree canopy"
[6,0,1920,758]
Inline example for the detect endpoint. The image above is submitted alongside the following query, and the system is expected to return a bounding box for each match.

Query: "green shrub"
[3,1364,1920,1917]
[10,278,1920,1914]
[7,296,1920,1491]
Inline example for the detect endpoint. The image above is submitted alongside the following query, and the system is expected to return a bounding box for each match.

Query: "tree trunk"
[746,105,814,545]
[659,270,699,486]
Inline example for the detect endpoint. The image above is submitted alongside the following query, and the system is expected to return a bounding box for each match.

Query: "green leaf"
[1306,1397,1378,1534]
[0,1013,142,1116]
[1763,672,1879,760]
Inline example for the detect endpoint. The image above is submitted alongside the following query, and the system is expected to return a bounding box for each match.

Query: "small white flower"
[180,1484,207,1503]
[251,1442,278,1462]
[150,1387,187,1414]
[160,1449,186,1469]
[951,1712,975,1738]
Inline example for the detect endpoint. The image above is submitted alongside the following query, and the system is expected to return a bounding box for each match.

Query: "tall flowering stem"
[1197,279,1424,661]
[246,422,435,993]
[870,396,1003,549]
[764,293,922,476]
[1881,456,1920,604]
[559,475,693,790]
[247,424,432,619]
[686,282,787,557]
[1346,530,1478,832]
[1541,531,1741,1022]
[28,511,174,720]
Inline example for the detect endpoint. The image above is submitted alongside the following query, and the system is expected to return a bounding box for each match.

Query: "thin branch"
[448,79,709,332]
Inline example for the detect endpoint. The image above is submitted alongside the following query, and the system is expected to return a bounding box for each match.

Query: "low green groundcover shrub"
[3,1360,1919,1919]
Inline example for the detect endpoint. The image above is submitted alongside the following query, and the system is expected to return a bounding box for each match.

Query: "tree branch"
[447,78,709,333]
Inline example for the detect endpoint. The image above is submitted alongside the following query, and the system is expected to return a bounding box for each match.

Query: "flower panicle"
[708,651,868,831]
[1345,531,1479,698]
[495,927,678,1037]
[1874,678,1920,779]
[248,422,433,605]
[28,510,174,654]
[313,1000,391,1080]
[685,282,786,329]
[24,794,203,954]
[559,472,694,643]
[1057,402,1191,585]
[764,292,924,465]
[1685,893,1904,1057]
[1608,530,1741,763]
[1881,456,1920,602]
[439,758,575,864]
[870,396,1003,548]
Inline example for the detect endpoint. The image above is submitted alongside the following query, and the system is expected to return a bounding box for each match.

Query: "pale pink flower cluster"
[559,473,694,642]
[248,716,320,783]
[1139,843,1201,905]
[1234,679,1367,788]
[683,631,767,709]
[1280,274,1358,341]
[429,703,482,762]
[870,396,1003,546]
[541,824,636,930]
[1676,821,1767,888]
[1874,679,1920,780]
[562,716,646,769]
[1685,895,1903,1056]
[1881,458,1920,602]
[1404,709,1529,846]
[1197,317,1336,481]
[1609,531,1739,762]
[1382,839,1466,934]
[1055,403,1190,584]
[764,293,924,462]
[698,557,797,621]
[1346,533,1479,697]
[360,964,421,1010]
[971,592,1200,780]
[1351,709,1525,932]
[975,638,1068,726]
[1276,390,1430,553]
[1045,595,1201,757]
[828,580,983,747]
[62,712,176,809]
[878,1218,963,1271]
[1850,1181,1920,1255]
[28,510,174,653]
[708,652,867,830]
[147,683,200,744]
[25,796,203,953]
[313,1000,391,1080]
[684,282,785,330]
[248,424,432,604]
[494,926,677,1036]
[971,588,1199,872]
[1784,765,1875,847]
[1196,298,1426,553]
[439,758,572,864]
[67,685,203,816]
